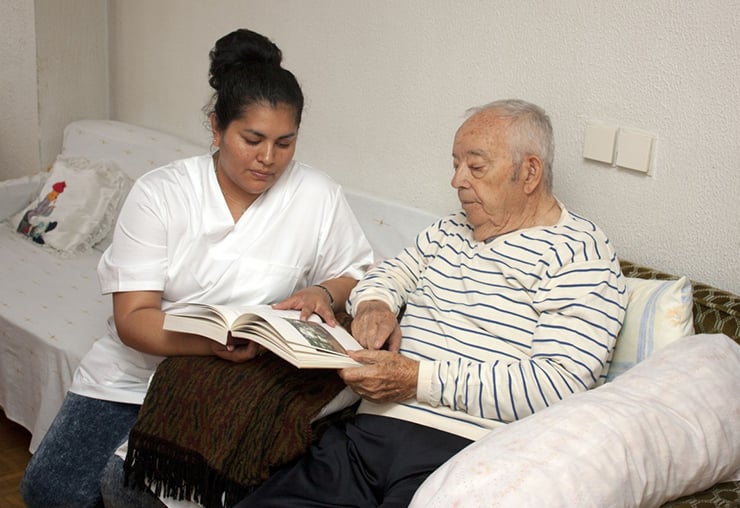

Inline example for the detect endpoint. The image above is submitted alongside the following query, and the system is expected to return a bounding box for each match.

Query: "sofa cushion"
[620,260,740,343]
[607,276,694,381]
[410,333,740,508]
[12,155,130,256]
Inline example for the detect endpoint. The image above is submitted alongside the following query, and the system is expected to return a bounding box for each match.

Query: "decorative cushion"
[12,155,130,256]
[607,276,694,381]
[410,333,740,508]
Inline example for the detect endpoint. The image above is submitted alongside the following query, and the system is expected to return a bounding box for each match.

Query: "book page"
[257,313,362,355]
[166,303,282,327]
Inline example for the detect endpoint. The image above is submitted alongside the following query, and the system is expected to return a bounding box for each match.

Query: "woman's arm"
[113,291,262,362]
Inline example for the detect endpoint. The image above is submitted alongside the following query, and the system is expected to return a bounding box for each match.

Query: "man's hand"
[351,300,402,351]
[339,349,418,403]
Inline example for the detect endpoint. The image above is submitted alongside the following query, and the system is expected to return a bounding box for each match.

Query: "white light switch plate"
[583,123,618,164]
[616,128,655,175]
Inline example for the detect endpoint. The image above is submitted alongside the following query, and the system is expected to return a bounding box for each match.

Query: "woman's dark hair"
[207,29,304,131]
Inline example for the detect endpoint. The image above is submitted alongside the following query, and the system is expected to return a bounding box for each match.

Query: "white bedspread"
[0,226,109,450]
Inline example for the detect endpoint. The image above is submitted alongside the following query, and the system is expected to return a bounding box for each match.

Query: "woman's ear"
[522,155,544,195]
[209,114,222,149]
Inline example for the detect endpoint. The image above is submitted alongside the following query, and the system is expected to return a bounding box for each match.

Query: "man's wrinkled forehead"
[454,110,509,151]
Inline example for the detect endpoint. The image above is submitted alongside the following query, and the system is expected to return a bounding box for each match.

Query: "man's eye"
[276,141,292,149]
[244,138,261,146]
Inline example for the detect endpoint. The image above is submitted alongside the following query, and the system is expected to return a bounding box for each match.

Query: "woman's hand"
[273,277,359,326]
[210,339,266,363]
[273,285,337,325]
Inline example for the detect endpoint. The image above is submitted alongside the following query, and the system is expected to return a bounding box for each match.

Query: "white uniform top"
[70,154,373,404]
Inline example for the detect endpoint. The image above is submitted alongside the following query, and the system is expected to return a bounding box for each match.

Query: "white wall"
[34,0,109,168]
[0,0,108,180]
[82,1,740,294]
[0,0,40,178]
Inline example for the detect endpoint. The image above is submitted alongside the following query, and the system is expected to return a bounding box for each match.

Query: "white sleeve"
[97,178,169,293]
[308,187,374,284]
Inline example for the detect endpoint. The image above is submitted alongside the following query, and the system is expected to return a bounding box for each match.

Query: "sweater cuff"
[347,291,398,316]
[416,360,438,405]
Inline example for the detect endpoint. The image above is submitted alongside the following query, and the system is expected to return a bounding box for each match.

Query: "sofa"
[0,120,737,507]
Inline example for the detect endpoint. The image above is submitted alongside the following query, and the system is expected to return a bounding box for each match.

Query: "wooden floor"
[0,409,31,507]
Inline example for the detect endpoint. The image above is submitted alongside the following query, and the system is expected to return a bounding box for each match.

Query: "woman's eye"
[276,142,292,149]
[244,138,261,146]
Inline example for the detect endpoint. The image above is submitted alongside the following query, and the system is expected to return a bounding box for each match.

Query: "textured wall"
[35,0,109,169]
[0,0,40,178]
[0,0,108,179]
[106,1,739,294]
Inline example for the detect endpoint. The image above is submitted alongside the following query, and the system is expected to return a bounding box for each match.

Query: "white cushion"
[607,276,694,381]
[410,333,740,508]
[12,155,130,256]
[61,119,207,181]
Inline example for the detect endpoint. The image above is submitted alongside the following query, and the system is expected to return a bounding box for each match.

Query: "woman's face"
[211,102,298,207]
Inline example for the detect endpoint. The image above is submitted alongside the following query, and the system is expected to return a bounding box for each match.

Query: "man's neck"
[476,194,561,242]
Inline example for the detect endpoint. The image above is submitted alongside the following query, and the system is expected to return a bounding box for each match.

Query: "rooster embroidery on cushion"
[17,181,66,244]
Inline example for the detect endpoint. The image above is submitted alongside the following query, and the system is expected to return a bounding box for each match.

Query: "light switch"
[583,122,618,164]
[615,128,655,175]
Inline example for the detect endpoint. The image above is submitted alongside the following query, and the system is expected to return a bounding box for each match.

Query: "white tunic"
[71,154,373,404]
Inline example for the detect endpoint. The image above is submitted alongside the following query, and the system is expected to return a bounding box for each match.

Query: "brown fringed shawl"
[124,354,347,508]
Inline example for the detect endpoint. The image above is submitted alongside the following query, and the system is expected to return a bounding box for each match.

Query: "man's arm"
[341,261,626,420]
[347,220,444,348]
[417,260,626,423]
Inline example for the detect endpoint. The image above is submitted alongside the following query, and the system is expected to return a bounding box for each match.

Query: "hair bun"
[209,28,283,90]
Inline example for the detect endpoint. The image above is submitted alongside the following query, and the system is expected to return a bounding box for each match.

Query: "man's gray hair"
[466,99,555,192]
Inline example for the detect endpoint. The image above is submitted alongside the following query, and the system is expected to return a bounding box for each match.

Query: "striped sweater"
[347,206,627,440]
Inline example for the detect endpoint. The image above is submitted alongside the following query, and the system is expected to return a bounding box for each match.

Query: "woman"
[20,28,373,508]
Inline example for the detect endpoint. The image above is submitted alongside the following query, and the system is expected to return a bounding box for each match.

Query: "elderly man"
[237,99,627,507]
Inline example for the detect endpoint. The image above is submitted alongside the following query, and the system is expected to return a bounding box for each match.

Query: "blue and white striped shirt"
[348,206,627,440]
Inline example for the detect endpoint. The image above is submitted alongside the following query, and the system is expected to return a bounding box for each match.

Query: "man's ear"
[522,155,543,194]
[209,114,222,148]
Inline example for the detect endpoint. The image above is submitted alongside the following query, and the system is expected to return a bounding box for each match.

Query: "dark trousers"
[236,414,472,508]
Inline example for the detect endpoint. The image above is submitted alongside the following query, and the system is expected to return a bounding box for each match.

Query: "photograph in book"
[162,303,363,369]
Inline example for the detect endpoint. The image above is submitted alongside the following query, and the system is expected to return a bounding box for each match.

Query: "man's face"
[451,111,525,241]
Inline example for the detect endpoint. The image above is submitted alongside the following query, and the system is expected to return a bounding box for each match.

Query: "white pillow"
[13,155,130,256]
[606,276,694,381]
[411,333,740,508]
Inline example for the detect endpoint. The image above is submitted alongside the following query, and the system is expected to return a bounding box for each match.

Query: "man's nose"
[451,166,468,189]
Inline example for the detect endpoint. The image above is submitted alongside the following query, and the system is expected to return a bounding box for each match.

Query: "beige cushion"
[607,276,694,381]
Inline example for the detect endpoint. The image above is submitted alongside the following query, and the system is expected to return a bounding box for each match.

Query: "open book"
[163,303,363,369]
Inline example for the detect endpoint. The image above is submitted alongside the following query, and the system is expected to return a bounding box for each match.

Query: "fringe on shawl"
[124,354,348,508]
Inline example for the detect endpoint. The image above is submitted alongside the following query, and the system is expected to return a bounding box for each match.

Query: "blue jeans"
[20,392,141,508]
[100,454,166,508]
